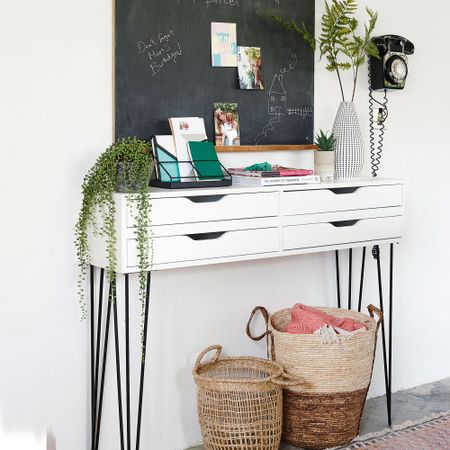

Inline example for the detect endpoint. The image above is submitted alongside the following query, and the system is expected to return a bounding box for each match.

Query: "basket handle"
[194,345,222,370]
[246,306,276,361]
[368,304,383,332]
[271,370,309,388]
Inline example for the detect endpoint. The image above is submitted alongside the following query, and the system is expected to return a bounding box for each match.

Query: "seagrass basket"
[247,305,382,450]
[192,345,301,450]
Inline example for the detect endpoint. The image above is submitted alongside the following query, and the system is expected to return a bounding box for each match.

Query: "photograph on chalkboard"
[211,22,237,67]
[214,103,240,147]
[238,47,264,90]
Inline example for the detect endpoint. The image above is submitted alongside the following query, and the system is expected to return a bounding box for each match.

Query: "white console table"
[88,177,403,450]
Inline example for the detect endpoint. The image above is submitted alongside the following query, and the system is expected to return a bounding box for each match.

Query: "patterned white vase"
[332,101,364,179]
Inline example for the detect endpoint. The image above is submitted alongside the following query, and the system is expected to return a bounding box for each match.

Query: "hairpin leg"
[93,269,104,439]
[136,272,152,450]
[358,247,366,312]
[388,243,394,424]
[125,274,131,450]
[90,269,153,449]
[373,245,392,426]
[112,278,125,450]
[348,248,353,310]
[335,251,341,308]
[94,283,113,450]
[90,265,95,450]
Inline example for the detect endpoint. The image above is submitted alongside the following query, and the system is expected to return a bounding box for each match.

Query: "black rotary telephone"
[369,35,415,91]
[368,35,415,177]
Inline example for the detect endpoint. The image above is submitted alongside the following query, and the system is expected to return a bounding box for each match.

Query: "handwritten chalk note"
[137,29,183,76]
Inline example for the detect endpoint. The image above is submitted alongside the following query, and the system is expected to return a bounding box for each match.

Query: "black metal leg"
[136,272,151,450]
[90,269,153,449]
[373,245,392,426]
[90,265,95,450]
[125,274,131,450]
[358,247,366,312]
[93,269,104,440]
[94,284,113,450]
[335,251,341,308]
[348,248,353,310]
[388,243,394,424]
[112,279,125,450]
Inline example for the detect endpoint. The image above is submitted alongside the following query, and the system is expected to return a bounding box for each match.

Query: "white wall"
[0,1,449,450]
[0,1,112,449]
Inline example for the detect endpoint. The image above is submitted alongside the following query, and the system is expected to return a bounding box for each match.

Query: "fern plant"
[274,0,380,101]
[315,129,336,151]
[75,137,153,329]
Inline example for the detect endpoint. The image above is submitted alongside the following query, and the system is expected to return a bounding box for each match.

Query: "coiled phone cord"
[368,63,389,177]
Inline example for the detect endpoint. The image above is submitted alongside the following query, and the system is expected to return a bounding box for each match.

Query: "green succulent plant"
[75,137,154,332]
[274,0,380,101]
[315,129,336,151]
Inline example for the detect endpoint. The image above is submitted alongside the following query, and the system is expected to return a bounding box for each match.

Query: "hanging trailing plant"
[75,137,154,333]
[273,0,380,101]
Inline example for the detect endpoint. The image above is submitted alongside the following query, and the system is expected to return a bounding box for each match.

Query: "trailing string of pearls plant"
[75,137,154,344]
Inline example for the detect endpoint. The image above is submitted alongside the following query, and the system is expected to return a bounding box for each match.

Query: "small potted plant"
[314,130,336,181]
[75,137,154,320]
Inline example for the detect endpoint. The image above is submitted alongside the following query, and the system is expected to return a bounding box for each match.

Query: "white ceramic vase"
[332,101,364,179]
[314,151,335,182]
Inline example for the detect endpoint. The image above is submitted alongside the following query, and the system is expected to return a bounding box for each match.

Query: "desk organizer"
[150,159,232,189]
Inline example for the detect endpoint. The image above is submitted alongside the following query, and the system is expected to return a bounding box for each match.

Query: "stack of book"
[229,166,320,186]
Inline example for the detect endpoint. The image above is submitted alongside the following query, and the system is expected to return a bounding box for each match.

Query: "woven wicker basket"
[192,345,301,450]
[246,305,382,450]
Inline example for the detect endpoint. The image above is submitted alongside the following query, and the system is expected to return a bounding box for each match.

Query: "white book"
[169,117,207,181]
[232,174,321,186]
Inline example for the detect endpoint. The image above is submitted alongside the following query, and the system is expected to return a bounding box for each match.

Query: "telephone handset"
[370,35,415,90]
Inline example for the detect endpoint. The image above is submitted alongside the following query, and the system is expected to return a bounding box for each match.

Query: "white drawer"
[283,216,402,250]
[127,192,279,227]
[127,227,280,266]
[281,184,402,216]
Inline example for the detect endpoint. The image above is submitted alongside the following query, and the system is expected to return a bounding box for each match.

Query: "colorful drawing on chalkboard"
[214,103,240,146]
[238,47,264,90]
[211,22,237,67]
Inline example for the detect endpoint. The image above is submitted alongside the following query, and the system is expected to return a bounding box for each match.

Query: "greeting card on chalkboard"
[211,22,238,67]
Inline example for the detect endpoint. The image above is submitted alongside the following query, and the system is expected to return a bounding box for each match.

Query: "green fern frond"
[272,16,316,49]
[273,0,380,101]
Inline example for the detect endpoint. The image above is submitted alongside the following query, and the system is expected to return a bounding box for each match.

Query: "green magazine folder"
[188,141,224,180]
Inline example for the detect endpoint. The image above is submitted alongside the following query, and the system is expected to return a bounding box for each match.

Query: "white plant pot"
[332,101,364,179]
[314,151,335,182]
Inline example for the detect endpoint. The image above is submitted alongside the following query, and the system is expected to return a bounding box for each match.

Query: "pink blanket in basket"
[286,303,366,335]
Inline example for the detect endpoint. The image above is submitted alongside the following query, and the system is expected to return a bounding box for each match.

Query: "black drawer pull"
[330,220,359,228]
[329,187,360,195]
[186,232,226,241]
[186,195,225,203]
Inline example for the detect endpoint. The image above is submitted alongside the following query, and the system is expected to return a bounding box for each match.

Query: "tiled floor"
[189,377,450,450]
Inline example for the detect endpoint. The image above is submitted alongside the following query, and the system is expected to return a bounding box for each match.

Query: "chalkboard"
[115,0,315,145]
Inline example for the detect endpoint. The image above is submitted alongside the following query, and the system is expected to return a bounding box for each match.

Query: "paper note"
[211,22,237,67]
